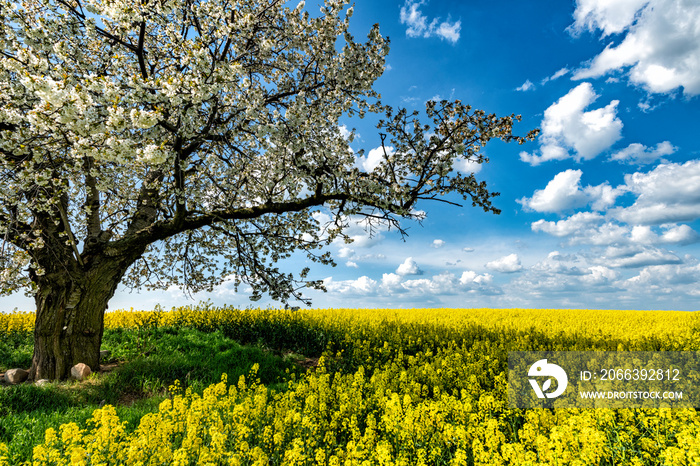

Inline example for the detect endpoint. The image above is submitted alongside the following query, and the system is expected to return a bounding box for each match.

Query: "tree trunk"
[29,259,126,381]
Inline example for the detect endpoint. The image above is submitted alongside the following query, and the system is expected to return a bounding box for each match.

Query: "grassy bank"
[1,323,313,464]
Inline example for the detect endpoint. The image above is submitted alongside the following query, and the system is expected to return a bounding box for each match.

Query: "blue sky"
[4,0,700,312]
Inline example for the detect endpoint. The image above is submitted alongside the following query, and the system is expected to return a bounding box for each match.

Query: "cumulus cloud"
[527,161,700,250]
[532,212,601,236]
[660,224,700,244]
[384,271,500,296]
[330,270,501,298]
[533,213,699,248]
[396,257,423,275]
[432,239,445,248]
[580,265,619,285]
[485,253,523,273]
[400,0,461,43]
[510,254,621,296]
[532,251,586,275]
[380,273,404,291]
[402,273,456,295]
[571,0,700,95]
[519,83,623,165]
[518,169,622,213]
[611,160,700,224]
[610,141,677,165]
[627,262,700,289]
[324,276,378,295]
[596,245,681,268]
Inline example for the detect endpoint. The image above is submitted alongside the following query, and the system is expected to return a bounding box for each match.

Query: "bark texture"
[29,256,132,380]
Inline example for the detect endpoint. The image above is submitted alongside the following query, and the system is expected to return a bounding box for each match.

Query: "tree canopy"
[1,0,536,307]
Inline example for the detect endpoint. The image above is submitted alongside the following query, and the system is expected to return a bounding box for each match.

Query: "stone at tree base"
[35,379,51,386]
[5,368,29,384]
[71,363,92,381]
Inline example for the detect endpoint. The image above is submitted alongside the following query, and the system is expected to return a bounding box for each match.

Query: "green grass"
[0,333,33,372]
[0,326,312,464]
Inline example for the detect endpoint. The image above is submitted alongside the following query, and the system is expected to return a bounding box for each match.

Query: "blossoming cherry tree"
[0,0,537,379]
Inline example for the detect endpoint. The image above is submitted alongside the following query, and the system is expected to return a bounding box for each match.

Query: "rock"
[5,368,29,384]
[71,363,92,381]
[35,379,51,386]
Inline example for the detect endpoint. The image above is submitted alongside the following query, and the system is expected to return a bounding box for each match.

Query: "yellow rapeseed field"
[1,306,699,465]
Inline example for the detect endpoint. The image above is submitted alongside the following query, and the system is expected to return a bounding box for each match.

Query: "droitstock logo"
[528,359,568,399]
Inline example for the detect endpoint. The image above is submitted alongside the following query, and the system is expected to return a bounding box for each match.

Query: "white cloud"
[432,239,445,248]
[532,251,586,275]
[380,272,404,291]
[330,215,386,249]
[571,0,700,95]
[519,83,623,165]
[660,224,699,245]
[532,212,604,237]
[570,0,650,37]
[542,67,571,85]
[457,271,501,295]
[399,0,461,44]
[346,261,359,268]
[338,125,359,142]
[454,157,483,174]
[485,253,523,273]
[627,262,700,288]
[510,254,622,297]
[324,276,377,295]
[516,80,535,92]
[519,170,589,212]
[579,222,633,246]
[534,214,699,248]
[459,270,493,286]
[519,169,622,213]
[610,141,677,165]
[585,183,626,211]
[611,160,700,224]
[630,225,657,244]
[356,146,393,172]
[581,265,619,285]
[396,257,423,275]
[434,20,461,43]
[375,270,499,296]
[402,273,457,295]
[598,246,682,268]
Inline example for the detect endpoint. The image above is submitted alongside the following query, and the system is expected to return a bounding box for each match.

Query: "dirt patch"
[99,362,121,374]
[285,354,320,370]
[298,357,320,369]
